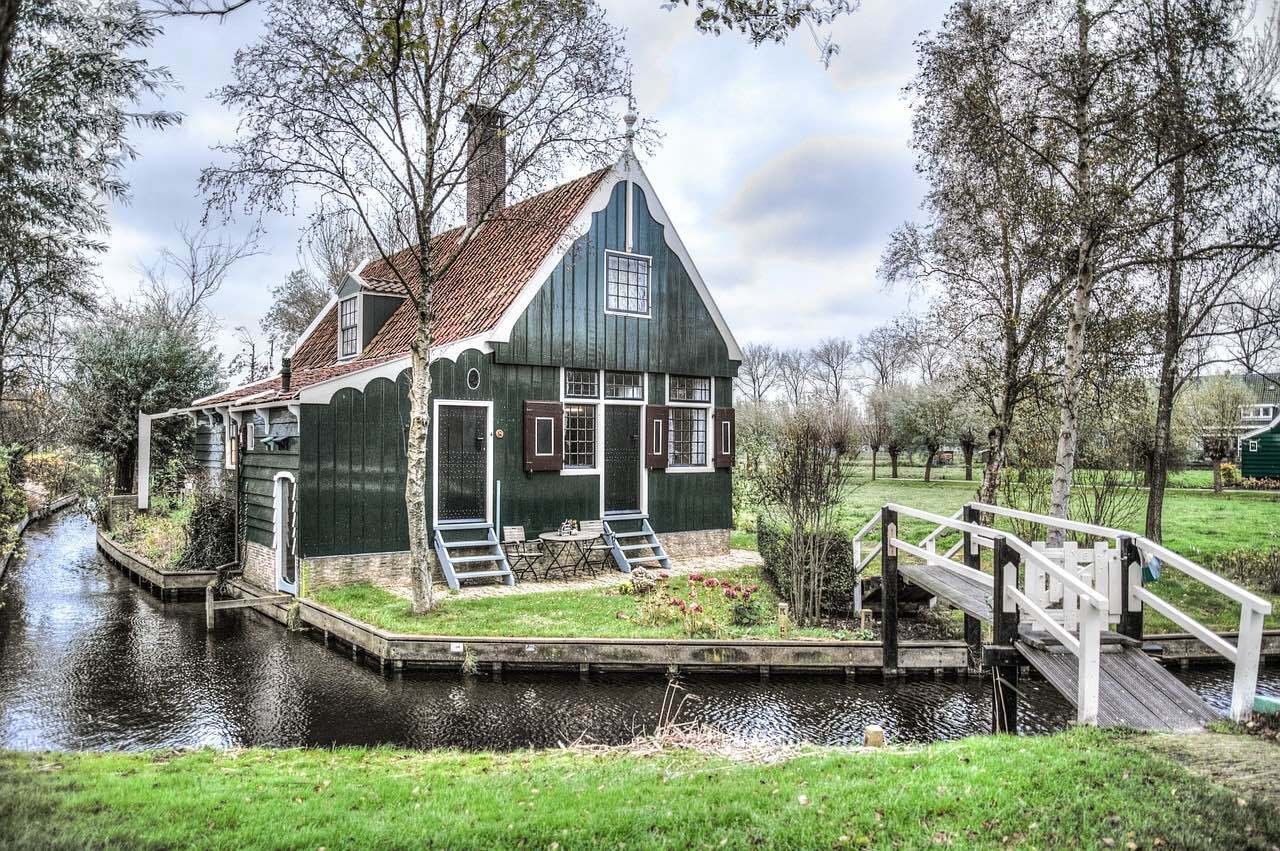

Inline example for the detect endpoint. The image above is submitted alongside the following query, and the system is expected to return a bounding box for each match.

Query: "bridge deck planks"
[1016,643,1217,731]
[898,563,992,623]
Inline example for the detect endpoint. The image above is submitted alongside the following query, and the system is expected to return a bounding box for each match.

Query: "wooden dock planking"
[899,563,993,623]
[1016,643,1216,731]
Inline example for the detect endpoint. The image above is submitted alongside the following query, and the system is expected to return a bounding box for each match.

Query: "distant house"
[1240,401,1280,479]
[137,144,741,596]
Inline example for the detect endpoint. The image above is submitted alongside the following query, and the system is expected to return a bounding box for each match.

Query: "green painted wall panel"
[1242,427,1280,478]
[238,435,298,549]
[494,182,737,379]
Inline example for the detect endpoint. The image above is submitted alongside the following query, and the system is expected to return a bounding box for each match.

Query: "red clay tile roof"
[359,166,610,359]
[195,166,611,407]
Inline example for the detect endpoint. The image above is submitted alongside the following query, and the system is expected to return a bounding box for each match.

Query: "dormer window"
[339,296,359,358]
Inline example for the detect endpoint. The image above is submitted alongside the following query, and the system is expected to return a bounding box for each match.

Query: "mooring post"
[205,583,215,630]
[962,505,983,669]
[880,506,899,676]
[1117,536,1144,642]
[989,535,1020,734]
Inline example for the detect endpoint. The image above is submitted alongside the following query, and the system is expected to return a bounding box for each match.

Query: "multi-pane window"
[606,253,650,316]
[564,404,596,468]
[669,375,711,403]
[565,368,599,399]
[604,371,644,400]
[669,408,707,467]
[339,297,359,357]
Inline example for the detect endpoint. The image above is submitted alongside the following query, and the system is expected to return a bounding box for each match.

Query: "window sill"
[665,465,714,474]
[560,467,601,477]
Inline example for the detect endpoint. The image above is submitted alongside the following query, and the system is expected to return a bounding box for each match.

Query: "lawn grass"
[311,566,860,640]
[734,475,1280,631]
[2,728,1277,850]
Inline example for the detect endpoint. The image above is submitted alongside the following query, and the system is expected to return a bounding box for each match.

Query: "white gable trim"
[1242,411,1280,441]
[295,335,494,405]
[486,159,743,362]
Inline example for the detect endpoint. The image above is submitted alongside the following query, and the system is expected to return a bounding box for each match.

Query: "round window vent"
[466,368,481,390]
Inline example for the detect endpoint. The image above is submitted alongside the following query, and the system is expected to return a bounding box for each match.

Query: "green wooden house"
[139,151,742,596]
[1240,403,1280,479]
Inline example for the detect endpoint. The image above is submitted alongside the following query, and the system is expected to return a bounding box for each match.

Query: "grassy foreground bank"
[2,729,1277,849]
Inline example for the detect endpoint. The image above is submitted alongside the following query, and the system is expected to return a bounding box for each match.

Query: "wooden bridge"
[853,502,1272,732]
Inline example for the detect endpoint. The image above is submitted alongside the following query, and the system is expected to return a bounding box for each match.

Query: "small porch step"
[432,524,516,590]
[601,515,672,574]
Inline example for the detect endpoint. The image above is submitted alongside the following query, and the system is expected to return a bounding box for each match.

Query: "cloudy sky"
[103,1,948,369]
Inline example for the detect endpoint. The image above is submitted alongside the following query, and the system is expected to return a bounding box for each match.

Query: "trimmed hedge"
[757,522,860,616]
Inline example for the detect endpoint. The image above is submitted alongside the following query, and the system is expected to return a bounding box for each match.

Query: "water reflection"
[0,512,1274,752]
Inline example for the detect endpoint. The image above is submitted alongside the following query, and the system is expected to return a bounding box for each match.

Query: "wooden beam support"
[880,507,900,675]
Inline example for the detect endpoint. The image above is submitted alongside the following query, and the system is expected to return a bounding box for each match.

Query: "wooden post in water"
[880,506,899,676]
[205,583,215,630]
[1117,536,1143,642]
[961,505,983,668]
[990,535,1020,734]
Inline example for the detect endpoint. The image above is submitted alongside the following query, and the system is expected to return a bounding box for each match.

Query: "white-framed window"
[669,407,708,467]
[605,251,651,317]
[1248,439,1259,452]
[564,404,597,468]
[338,296,359,358]
[669,375,711,403]
[564,368,599,399]
[666,374,713,470]
[604,370,644,400]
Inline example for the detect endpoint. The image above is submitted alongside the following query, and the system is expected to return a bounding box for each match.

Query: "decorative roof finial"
[622,89,638,171]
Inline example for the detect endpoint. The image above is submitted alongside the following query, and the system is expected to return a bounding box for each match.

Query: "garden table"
[537,531,600,579]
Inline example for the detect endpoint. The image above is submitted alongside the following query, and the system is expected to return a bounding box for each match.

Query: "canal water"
[1,511,1275,752]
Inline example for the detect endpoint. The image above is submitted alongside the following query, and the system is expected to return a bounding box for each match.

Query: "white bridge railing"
[969,502,1272,722]
[887,503,1108,725]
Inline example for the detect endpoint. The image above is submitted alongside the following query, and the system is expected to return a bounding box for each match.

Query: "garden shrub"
[177,473,237,571]
[1238,477,1280,491]
[757,522,860,616]
[23,448,103,506]
[0,447,28,555]
[1213,547,1280,595]
[1220,462,1241,488]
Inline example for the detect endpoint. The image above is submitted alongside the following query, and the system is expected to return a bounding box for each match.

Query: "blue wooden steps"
[433,521,516,590]
[601,514,671,573]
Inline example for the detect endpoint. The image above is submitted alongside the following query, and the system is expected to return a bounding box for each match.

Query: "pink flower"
[691,603,703,613]
[725,588,739,599]
[658,572,670,579]
[703,578,719,588]
[689,573,704,583]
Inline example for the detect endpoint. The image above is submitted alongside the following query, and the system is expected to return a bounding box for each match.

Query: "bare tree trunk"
[979,424,1009,505]
[1144,0,1189,545]
[962,443,974,481]
[405,300,435,614]
[870,449,877,480]
[1048,0,1096,544]
[923,449,935,483]
[1211,458,1223,492]
[889,448,900,478]
[115,447,135,495]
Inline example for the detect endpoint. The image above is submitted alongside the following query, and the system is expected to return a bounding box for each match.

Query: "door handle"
[474,426,486,451]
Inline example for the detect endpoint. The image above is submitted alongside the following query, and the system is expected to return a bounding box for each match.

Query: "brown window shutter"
[523,401,563,472]
[714,407,736,468]
[644,405,669,470]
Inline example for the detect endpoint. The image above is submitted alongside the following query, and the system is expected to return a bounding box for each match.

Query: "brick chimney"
[464,104,507,228]
[280,357,292,394]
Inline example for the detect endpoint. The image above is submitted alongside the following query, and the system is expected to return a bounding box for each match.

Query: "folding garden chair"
[501,526,543,581]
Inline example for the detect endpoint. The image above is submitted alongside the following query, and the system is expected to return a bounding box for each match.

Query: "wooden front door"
[604,405,641,514]
[437,404,488,522]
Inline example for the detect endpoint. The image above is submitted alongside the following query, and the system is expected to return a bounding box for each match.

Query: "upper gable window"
[606,251,650,317]
[339,296,359,358]
[669,375,711,403]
